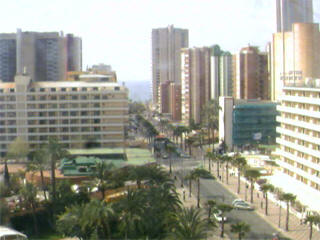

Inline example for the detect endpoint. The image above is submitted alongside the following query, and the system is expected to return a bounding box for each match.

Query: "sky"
[1,0,320,83]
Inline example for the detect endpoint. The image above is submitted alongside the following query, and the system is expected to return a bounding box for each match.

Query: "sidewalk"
[205,163,320,240]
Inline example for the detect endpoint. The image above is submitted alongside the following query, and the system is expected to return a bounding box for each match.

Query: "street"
[161,155,285,240]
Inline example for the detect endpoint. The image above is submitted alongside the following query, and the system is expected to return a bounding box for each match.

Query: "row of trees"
[57,164,219,239]
[205,150,320,238]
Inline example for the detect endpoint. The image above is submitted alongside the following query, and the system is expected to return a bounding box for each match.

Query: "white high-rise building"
[275,78,320,211]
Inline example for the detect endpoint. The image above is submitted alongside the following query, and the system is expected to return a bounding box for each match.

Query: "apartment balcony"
[277,105,320,119]
[281,95,320,106]
[276,137,320,160]
[276,158,320,186]
[276,126,320,145]
[276,116,319,132]
[276,148,320,173]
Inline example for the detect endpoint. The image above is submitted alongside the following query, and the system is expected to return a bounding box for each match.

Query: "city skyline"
[2,0,319,83]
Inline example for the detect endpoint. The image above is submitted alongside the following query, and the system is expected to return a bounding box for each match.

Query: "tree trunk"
[310,222,313,240]
[220,217,225,238]
[169,157,172,174]
[286,202,289,231]
[209,158,211,172]
[51,157,56,202]
[226,163,229,184]
[221,164,224,182]
[237,168,241,194]
[31,202,39,236]
[40,169,47,201]
[278,203,282,228]
[189,179,192,197]
[250,180,254,203]
[197,178,200,208]
[212,129,215,149]
[265,193,268,215]
[245,183,248,201]
[239,232,242,240]
[217,161,220,178]
[102,221,111,240]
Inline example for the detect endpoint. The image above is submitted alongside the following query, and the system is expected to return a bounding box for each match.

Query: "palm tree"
[222,155,233,184]
[144,165,173,187]
[190,168,214,208]
[19,182,39,235]
[27,148,48,200]
[168,207,208,240]
[282,193,296,231]
[205,200,217,222]
[82,199,114,240]
[118,189,144,239]
[165,143,177,174]
[232,156,247,194]
[201,99,220,148]
[46,137,69,203]
[185,172,196,198]
[217,203,233,238]
[231,221,250,240]
[244,168,261,203]
[185,137,195,156]
[205,151,214,173]
[260,183,275,215]
[276,190,285,228]
[94,162,115,199]
[304,213,320,240]
[0,199,10,225]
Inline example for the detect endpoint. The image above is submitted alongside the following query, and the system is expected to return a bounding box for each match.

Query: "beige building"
[0,75,128,157]
[152,25,188,108]
[233,46,269,100]
[158,81,181,121]
[270,23,320,101]
[181,47,211,126]
[275,78,320,202]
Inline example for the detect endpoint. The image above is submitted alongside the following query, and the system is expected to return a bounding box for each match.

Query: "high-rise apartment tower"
[276,0,313,32]
[152,25,188,109]
[0,29,82,82]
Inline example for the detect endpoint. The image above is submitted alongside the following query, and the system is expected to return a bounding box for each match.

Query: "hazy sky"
[1,0,319,83]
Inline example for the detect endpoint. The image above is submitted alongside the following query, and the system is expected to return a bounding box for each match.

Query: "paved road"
[160,156,287,240]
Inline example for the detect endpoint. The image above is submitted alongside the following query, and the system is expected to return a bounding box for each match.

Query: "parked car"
[232,199,244,205]
[232,201,254,210]
[162,154,168,159]
[213,210,227,223]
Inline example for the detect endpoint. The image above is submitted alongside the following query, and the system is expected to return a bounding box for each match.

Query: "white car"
[232,201,254,210]
[232,199,244,205]
[213,210,227,223]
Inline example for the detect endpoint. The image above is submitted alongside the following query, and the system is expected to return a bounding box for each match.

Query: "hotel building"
[276,78,320,193]
[0,74,128,157]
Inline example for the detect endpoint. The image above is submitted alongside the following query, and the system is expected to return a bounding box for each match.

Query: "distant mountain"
[123,80,151,102]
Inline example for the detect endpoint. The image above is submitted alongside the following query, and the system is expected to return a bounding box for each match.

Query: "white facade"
[275,80,320,196]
